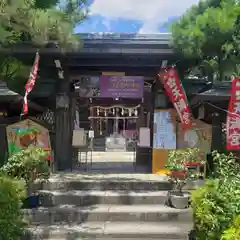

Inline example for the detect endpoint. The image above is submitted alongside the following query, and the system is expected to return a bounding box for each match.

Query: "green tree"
[171,0,240,80]
[0,0,88,92]
[0,0,87,46]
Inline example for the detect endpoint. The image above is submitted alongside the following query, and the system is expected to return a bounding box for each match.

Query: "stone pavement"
[77,151,149,173]
[25,172,193,239]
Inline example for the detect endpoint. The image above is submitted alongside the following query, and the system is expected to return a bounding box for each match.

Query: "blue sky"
[75,0,200,33]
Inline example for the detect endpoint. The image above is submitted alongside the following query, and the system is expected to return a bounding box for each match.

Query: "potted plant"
[184,148,205,189]
[0,147,50,208]
[184,148,203,167]
[165,150,189,209]
[165,149,203,209]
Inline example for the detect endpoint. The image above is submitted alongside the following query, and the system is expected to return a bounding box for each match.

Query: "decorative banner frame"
[6,119,51,157]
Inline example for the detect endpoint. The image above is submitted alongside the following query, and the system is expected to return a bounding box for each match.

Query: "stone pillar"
[55,78,74,171]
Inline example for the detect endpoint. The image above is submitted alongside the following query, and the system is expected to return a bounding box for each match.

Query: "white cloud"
[90,0,200,33]
[102,19,111,31]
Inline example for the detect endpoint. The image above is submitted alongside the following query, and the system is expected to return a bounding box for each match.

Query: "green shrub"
[0,147,50,184]
[0,175,27,240]
[212,151,240,180]
[191,151,240,240]
[221,216,240,240]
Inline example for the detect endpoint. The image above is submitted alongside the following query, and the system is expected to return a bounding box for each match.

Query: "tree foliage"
[0,0,88,92]
[171,0,240,79]
[0,0,87,47]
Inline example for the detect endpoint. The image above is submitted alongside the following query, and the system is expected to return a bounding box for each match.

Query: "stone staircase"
[24,173,192,239]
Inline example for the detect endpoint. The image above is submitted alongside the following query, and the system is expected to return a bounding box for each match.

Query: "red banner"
[158,67,192,129]
[23,52,40,115]
[226,77,240,150]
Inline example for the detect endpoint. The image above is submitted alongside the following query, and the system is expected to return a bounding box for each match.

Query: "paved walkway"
[77,151,150,173]
[79,151,135,160]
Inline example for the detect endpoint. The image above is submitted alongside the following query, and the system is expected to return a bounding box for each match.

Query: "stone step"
[37,173,171,191]
[40,180,171,191]
[76,163,149,174]
[29,238,188,240]
[24,204,192,224]
[26,222,192,239]
[39,190,169,206]
[79,152,135,159]
[29,239,188,240]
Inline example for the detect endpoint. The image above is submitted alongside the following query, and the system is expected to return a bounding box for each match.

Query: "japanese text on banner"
[226,77,240,150]
[159,67,192,129]
[23,52,40,115]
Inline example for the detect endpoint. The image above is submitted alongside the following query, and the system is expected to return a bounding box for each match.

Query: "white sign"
[138,127,150,147]
[88,130,94,138]
[153,111,176,149]
[72,128,86,147]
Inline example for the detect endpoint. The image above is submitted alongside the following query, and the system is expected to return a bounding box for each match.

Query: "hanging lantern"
[129,108,131,116]
[135,109,138,116]
[113,108,115,115]
[104,109,107,116]
[121,108,124,116]
[97,107,100,116]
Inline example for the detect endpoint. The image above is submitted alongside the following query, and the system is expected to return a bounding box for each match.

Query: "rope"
[91,104,141,110]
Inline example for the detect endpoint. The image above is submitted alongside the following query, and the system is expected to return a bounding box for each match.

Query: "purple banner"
[100,76,144,98]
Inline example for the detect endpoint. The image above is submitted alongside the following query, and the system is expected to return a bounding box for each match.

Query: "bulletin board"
[152,109,177,173]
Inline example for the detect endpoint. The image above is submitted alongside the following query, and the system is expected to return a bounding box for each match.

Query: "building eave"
[77,32,172,41]
[194,85,231,102]
[0,33,173,57]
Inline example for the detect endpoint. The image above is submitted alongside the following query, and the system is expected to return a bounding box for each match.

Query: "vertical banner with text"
[226,77,240,150]
[23,52,40,115]
[158,67,192,129]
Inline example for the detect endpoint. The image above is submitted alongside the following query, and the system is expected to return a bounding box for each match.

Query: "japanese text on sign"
[100,76,144,98]
[159,67,192,129]
[226,77,240,150]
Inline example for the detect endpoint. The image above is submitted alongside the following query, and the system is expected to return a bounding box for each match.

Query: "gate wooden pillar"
[55,74,74,171]
[135,91,153,172]
[211,112,223,151]
[71,97,79,169]
[206,112,222,177]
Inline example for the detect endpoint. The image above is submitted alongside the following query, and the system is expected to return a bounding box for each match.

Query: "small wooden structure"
[192,82,230,152]
[0,81,45,166]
